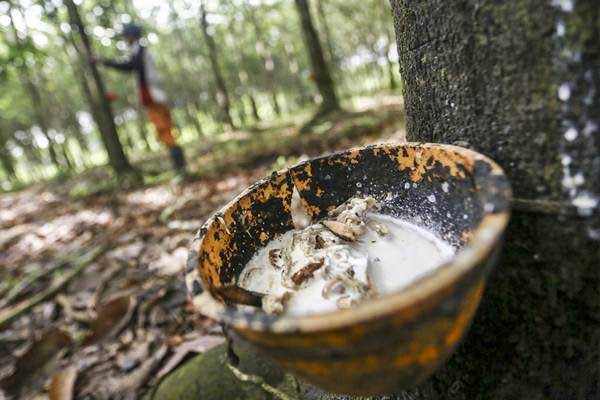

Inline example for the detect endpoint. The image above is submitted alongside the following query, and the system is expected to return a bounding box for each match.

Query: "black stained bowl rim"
[186,142,512,333]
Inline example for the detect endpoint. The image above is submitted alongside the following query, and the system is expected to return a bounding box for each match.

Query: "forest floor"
[0,94,405,400]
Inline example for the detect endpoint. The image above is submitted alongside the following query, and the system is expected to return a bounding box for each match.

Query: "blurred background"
[0,0,401,190]
[0,3,407,397]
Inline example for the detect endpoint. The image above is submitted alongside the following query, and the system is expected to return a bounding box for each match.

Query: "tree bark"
[293,0,339,113]
[244,0,281,118]
[390,1,599,398]
[58,141,74,171]
[271,92,281,116]
[200,2,235,129]
[22,72,61,170]
[315,0,337,70]
[64,0,134,176]
[247,93,261,122]
[0,135,16,181]
[186,104,204,138]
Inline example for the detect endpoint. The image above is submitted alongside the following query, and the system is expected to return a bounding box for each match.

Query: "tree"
[293,0,339,114]
[0,124,17,181]
[7,5,63,171]
[199,2,235,129]
[315,0,337,71]
[64,0,135,176]
[390,0,599,398]
[244,0,282,117]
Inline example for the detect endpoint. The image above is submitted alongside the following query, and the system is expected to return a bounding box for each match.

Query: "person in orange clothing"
[95,23,186,171]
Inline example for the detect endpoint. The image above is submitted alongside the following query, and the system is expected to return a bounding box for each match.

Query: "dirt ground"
[0,97,405,399]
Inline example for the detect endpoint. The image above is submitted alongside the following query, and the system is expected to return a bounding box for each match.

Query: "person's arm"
[100,49,142,72]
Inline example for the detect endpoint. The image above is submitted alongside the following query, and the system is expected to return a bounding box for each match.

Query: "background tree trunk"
[200,3,235,129]
[294,0,339,114]
[247,93,261,122]
[21,70,61,170]
[390,1,599,398]
[0,133,16,181]
[315,0,337,70]
[245,0,282,117]
[64,0,134,176]
[185,104,204,138]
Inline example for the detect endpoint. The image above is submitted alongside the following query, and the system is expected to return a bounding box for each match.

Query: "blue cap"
[121,23,142,39]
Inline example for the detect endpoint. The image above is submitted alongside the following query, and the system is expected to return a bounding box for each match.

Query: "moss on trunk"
[149,343,306,400]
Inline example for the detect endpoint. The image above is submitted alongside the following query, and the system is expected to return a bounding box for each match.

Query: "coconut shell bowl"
[185,143,512,395]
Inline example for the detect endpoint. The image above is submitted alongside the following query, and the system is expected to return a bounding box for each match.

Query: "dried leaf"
[107,241,145,262]
[211,284,264,307]
[0,327,72,395]
[148,247,188,276]
[56,294,92,323]
[322,220,358,241]
[105,344,168,400]
[83,295,136,346]
[49,366,77,400]
[116,340,150,372]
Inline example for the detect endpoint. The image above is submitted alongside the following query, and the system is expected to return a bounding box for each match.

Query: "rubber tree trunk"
[283,45,312,108]
[186,104,204,138]
[0,135,16,181]
[293,0,339,113]
[390,1,599,398]
[64,0,134,176]
[22,72,61,170]
[244,0,281,117]
[58,141,74,171]
[200,3,235,129]
[247,93,261,122]
[315,0,337,70]
[271,92,281,116]
[235,104,245,127]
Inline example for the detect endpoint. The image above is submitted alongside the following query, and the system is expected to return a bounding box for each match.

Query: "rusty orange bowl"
[185,143,511,395]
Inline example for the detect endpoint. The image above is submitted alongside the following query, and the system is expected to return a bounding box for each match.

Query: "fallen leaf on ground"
[116,339,151,372]
[104,344,168,400]
[107,241,145,262]
[148,247,188,276]
[49,366,77,400]
[0,327,72,396]
[56,294,92,323]
[83,295,136,346]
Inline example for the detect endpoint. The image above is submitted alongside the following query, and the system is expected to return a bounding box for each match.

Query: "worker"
[93,23,186,172]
